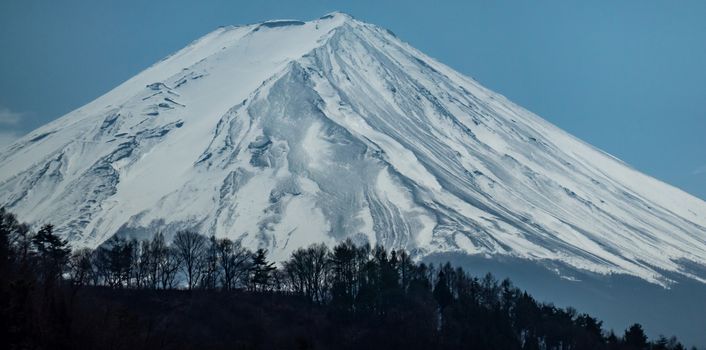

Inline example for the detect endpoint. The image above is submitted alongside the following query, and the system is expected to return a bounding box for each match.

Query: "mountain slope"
[1,12,705,286]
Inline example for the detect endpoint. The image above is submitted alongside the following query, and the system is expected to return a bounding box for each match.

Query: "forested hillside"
[0,208,691,350]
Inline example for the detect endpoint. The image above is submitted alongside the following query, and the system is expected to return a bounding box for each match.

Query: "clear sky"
[0,0,704,200]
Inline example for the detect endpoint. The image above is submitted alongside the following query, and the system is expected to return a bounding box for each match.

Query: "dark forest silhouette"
[0,207,693,350]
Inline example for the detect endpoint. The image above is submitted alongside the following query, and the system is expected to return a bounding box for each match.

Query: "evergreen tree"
[0,207,14,274]
[433,270,453,310]
[606,330,621,350]
[624,323,648,350]
[31,224,70,283]
[250,248,276,291]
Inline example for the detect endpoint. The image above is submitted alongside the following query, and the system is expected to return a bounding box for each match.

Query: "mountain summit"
[1,13,705,286]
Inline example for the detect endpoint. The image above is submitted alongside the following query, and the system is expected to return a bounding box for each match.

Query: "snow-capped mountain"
[1,12,705,286]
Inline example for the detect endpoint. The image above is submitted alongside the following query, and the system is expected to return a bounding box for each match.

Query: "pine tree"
[606,330,620,350]
[250,248,275,291]
[624,323,648,350]
[329,239,361,312]
[433,270,453,310]
[31,224,70,283]
[0,207,15,274]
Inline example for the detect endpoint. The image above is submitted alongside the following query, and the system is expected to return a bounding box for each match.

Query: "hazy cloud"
[693,165,706,175]
[0,131,19,148]
[0,106,24,148]
[0,106,22,125]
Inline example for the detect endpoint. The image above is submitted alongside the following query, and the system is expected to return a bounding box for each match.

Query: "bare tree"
[3,209,32,267]
[93,246,112,286]
[68,247,95,287]
[284,243,330,302]
[199,236,220,290]
[96,237,134,288]
[127,238,144,288]
[173,231,207,290]
[216,238,251,290]
[146,232,167,289]
[159,246,181,289]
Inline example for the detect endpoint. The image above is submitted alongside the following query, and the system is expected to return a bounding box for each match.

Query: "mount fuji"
[1,12,705,292]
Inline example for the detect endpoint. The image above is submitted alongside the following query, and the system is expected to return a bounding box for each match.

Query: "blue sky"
[0,0,704,200]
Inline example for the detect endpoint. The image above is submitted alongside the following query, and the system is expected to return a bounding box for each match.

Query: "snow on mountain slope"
[1,12,705,286]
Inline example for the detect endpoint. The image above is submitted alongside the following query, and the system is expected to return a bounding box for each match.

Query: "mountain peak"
[253,11,356,31]
[319,11,355,21]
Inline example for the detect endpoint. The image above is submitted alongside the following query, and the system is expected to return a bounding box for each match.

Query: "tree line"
[0,207,694,350]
